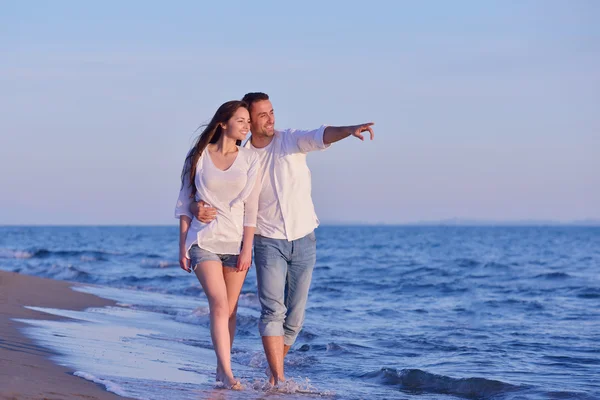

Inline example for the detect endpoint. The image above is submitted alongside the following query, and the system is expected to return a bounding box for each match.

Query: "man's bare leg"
[264,343,293,385]
[263,336,285,385]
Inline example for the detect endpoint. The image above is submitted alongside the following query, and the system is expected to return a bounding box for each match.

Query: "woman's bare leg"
[223,266,248,349]
[194,261,240,389]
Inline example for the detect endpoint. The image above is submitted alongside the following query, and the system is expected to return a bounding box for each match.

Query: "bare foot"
[264,365,285,385]
[224,375,243,390]
[265,366,279,386]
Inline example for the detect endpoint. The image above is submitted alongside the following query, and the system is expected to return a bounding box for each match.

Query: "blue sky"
[1,1,598,224]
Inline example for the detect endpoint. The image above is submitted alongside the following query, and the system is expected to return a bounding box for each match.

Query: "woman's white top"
[175,146,260,256]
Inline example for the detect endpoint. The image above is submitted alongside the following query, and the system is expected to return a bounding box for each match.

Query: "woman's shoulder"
[237,147,260,172]
[238,146,258,160]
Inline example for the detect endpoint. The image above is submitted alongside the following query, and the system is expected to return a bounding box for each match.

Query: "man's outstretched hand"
[323,122,375,145]
[350,122,375,141]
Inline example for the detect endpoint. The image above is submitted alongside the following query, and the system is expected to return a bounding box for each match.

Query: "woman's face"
[223,107,250,141]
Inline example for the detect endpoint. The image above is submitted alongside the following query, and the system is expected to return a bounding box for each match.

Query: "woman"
[175,100,260,390]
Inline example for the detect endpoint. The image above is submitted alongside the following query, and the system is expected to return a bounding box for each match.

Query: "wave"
[577,288,600,299]
[483,261,512,270]
[361,368,521,399]
[119,275,180,285]
[369,308,402,318]
[235,314,260,330]
[248,376,328,395]
[402,266,443,276]
[234,350,319,374]
[484,298,544,310]
[17,248,116,261]
[292,343,346,354]
[140,258,179,268]
[0,248,34,259]
[43,264,94,282]
[455,258,481,268]
[298,329,318,341]
[534,272,571,279]
[174,306,211,326]
[543,355,600,366]
[325,342,349,354]
[2,248,170,262]
[311,285,343,293]
[137,253,161,259]
[73,371,130,397]
[394,282,470,295]
[237,292,261,309]
[283,353,320,368]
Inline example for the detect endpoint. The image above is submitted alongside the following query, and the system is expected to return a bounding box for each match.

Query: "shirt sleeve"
[174,158,194,220]
[243,154,262,227]
[290,125,331,153]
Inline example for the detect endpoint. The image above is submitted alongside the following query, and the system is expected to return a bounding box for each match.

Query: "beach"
[0,226,598,399]
[0,270,127,400]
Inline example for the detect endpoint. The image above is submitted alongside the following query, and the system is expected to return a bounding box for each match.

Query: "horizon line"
[1,220,599,228]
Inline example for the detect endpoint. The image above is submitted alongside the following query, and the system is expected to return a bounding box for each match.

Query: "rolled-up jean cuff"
[284,334,297,347]
[259,321,285,337]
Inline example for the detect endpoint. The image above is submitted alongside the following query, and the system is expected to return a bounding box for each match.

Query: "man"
[191,92,374,385]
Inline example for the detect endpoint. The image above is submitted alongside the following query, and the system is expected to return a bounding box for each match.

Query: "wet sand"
[0,270,130,399]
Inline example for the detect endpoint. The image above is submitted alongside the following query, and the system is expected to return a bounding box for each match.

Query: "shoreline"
[0,270,130,399]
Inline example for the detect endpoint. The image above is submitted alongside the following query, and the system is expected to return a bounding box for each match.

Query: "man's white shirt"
[244,126,329,241]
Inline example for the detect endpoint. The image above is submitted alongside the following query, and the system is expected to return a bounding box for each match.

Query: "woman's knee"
[209,298,230,319]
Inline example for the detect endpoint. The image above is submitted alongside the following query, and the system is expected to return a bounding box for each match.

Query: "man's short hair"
[242,92,269,113]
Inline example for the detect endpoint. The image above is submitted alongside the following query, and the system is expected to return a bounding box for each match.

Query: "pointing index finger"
[367,126,375,140]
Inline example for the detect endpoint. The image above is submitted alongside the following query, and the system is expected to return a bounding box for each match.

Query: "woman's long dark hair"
[181,100,248,197]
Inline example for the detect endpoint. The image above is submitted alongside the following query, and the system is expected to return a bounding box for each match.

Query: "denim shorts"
[189,244,238,270]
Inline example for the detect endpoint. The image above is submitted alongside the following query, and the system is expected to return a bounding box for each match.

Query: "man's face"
[249,100,275,137]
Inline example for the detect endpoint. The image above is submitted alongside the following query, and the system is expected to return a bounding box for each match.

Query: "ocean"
[1,225,599,399]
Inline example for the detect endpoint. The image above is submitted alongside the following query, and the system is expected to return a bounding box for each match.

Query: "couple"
[175,92,374,389]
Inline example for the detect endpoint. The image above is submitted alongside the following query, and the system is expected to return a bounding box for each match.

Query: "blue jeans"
[254,231,317,346]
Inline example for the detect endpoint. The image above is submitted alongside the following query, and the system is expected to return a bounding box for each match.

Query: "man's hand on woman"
[190,200,217,223]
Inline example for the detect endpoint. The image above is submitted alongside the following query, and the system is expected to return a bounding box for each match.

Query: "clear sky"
[1,1,598,225]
